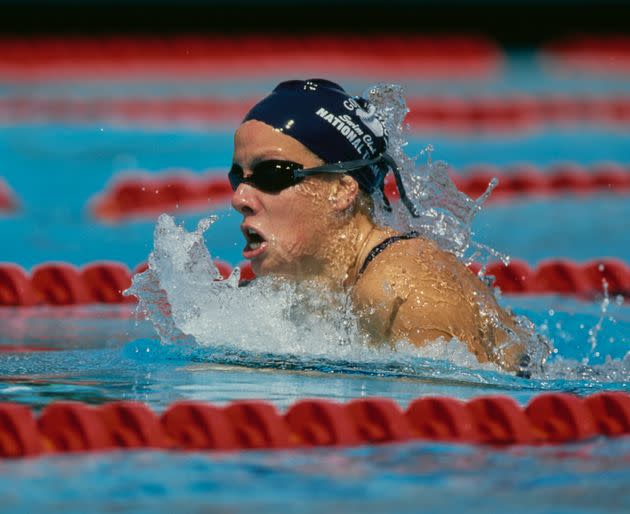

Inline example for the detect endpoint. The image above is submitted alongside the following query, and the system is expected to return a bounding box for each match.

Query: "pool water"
[1,47,630,513]
[2,439,630,514]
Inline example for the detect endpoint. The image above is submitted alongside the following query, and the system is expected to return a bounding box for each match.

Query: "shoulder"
[353,236,468,303]
[350,235,487,348]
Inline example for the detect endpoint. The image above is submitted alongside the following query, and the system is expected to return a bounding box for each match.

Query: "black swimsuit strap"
[357,231,420,276]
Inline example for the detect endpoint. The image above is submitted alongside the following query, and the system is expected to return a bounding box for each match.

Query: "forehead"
[233,120,323,166]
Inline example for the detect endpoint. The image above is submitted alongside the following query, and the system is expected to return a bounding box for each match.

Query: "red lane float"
[0,258,628,307]
[585,392,630,436]
[526,393,597,443]
[90,163,630,222]
[478,259,630,299]
[90,171,233,222]
[0,179,18,213]
[406,397,478,443]
[2,96,630,130]
[285,399,362,447]
[408,96,630,132]
[162,402,238,451]
[0,262,134,306]
[543,36,630,74]
[0,35,500,81]
[2,392,630,458]
[0,264,37,306]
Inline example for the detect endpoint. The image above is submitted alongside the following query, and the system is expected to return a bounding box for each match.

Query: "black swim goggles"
[228,156,383,194]
[228,153,419,217]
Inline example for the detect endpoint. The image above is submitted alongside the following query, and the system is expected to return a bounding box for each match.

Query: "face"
[231,120,341,278]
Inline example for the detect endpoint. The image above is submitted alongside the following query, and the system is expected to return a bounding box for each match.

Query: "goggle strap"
[296,156,383,177]
[379,181,393,212]
[382,154,420,218]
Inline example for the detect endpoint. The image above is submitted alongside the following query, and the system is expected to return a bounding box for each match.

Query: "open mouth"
[245,227,265,249]
[242,226,268,259]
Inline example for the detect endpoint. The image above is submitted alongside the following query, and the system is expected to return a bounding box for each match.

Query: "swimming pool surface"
[0,42,629,513]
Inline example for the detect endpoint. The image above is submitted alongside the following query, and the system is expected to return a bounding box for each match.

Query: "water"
[2,440,630,514]
[1,53,629,513]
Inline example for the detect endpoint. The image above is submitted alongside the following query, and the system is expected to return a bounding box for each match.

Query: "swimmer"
[230,79,532,373]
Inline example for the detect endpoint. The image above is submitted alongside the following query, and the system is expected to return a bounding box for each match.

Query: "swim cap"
[242,79,389,194]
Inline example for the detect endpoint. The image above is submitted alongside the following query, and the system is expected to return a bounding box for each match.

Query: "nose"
[231,183,261,216]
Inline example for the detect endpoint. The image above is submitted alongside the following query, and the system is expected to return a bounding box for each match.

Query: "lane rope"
[88,163,630,222]
[1,392,629,458]
[543,35,630,74]
[0,258,627,306]
[0,35,500,80]
[2,96,630,130]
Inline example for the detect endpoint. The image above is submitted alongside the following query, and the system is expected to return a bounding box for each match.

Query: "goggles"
[228,153,419,217]
[228,156,383,194]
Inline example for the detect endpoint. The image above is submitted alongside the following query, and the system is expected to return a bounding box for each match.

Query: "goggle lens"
[228,160,304,193]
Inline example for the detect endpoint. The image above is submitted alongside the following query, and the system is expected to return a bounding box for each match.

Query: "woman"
[229,79,531,374]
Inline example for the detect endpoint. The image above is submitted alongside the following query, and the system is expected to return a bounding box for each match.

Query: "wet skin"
[232,120,529,371]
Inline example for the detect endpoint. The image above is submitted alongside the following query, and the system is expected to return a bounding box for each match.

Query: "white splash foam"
[365,83,507,267]
[127,214,498,372]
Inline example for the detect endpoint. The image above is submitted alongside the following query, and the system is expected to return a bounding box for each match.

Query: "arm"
[351,238,528,369]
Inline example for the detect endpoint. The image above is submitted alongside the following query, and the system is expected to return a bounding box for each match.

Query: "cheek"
[268,190,330,257]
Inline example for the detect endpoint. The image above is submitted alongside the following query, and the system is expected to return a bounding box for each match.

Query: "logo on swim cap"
[355,103,385,138]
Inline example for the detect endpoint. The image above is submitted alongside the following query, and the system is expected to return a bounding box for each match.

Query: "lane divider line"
[1,392,629,458]
[543,35,630,74]
[0,258,627,307]
[2,96,630,131]
[0,35,500,80]
[89,163,630,222]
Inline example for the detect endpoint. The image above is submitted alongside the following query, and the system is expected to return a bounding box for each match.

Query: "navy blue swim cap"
[242,79,389,194]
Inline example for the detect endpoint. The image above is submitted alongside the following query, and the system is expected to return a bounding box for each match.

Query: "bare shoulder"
[350,235,522,366]
[352,236,471,304]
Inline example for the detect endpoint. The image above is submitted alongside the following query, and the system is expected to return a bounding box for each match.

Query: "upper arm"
[352,241,476,347]
[351,240,501,362]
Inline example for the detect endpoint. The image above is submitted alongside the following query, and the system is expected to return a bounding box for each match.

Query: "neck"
[311,211,392,290]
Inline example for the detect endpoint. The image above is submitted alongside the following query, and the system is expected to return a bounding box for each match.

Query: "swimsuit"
[357,231,420,276]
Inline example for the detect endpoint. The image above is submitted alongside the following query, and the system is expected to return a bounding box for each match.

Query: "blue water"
[1,294,628,513]
[2,439,630,514]
[0,52,629,514]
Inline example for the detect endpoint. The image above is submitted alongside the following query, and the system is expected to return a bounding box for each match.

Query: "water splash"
[365,83,507,268]
[127,214,498,372]
[586,277,610,361]
[126,213,629,385]
[366,83,547,374]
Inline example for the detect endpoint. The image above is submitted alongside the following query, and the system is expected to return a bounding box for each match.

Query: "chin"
[254,259,298,280]
[249,258,265,277]
[250,255,278,277]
